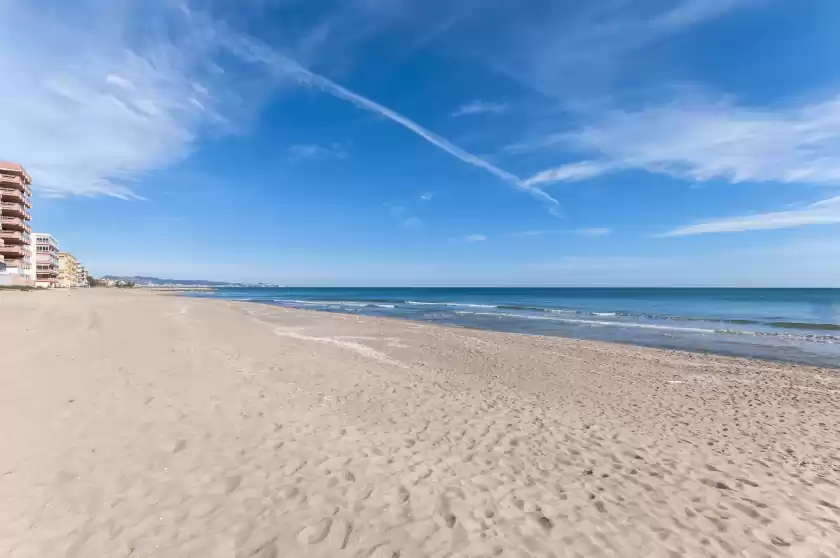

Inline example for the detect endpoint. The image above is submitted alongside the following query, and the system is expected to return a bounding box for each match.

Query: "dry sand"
[1,289,839,557]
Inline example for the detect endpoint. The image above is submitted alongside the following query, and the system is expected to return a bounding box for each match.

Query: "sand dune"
[0,289,838,557]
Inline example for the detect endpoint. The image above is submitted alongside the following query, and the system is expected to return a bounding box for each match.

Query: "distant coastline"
[100,275,285,289]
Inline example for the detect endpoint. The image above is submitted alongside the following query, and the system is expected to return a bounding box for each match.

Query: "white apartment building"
[34,233,60,288]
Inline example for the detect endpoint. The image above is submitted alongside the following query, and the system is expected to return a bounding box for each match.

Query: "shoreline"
[197,292,839,374]
[141,286,217,292]
[195,294,840,370]
[2,289,839,556]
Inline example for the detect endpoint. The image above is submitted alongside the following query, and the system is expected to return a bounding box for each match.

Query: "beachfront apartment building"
[35,234,60,288]
[0,161,34,285]
[59,252,81,287]
[58,253,91,288]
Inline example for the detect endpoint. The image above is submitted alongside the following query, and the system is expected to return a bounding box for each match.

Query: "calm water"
[190,288,840,368]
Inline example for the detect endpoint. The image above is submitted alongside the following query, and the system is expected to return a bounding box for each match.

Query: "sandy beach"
[1,289,839,557]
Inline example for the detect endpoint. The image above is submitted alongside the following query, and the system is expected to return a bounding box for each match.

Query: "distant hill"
[101,275,268,287]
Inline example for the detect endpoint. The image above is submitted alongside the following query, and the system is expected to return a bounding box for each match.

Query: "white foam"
[276,299,367,307]
[407,301,495,308]
[456,311,717,334]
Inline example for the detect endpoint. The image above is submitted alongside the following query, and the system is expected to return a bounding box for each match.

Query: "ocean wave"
[275,299,368,307]
[452,310,840,344]
[272,298,840,338]
[454,310,717,334]
[768,321,840,332]
[716,329,840,343]
[496,304,551,312]
[407,301,497,308]
[553,316,717,334]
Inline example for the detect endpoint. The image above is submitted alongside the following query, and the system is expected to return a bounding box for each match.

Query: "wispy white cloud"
[386,203,423,230]
[419,192,434,201]
[402,217,424,229]
[105,74,135,90]
[279,0,750,102]
[524,161,616,187]
[452,100,508,117]
[464,0,753,99]
[295,71,561,210]
[513,229,564,237]
[659,196,840,236]
[288,143,347,160]
[577,227,612,237]
[0,2,250,199]
[5,0,755,221]
[512,228,611,237]
[655,0,751,30]
[523,94,840,187]
[465,234,487,242]
[0,1,565,214]
[225,32,561,214]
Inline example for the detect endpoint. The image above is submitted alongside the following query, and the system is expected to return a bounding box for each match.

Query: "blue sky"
[2,0,839,286]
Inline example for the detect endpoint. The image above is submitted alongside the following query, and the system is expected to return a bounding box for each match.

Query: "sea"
[190,288,840,368]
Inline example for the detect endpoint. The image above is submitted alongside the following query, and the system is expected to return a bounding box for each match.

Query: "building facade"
[59,252,81,287]
[35,234,60,288]
[0,162,33,285]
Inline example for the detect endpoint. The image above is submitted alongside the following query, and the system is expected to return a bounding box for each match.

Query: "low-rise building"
[35,234,60,288]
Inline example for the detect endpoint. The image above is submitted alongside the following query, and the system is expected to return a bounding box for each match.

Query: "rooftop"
[0,162,32,183]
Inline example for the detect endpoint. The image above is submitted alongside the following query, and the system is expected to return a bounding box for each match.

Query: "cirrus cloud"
[452,100,508,117]
[0,1,250,199]
[577,227,612,237]
[523,93,840,188]
[659,196,840,236]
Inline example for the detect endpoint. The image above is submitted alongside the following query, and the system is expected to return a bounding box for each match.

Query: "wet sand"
[1,289,839,557]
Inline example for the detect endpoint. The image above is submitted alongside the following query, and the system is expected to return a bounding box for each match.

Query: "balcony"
[0,177,31,197]
[5,259,29,269]
[1,217,31,232]
[0,188,31,208]
[0,230,28,244]
[0,202,29,219]
[0,174,22,186]
[0,245,28,258]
